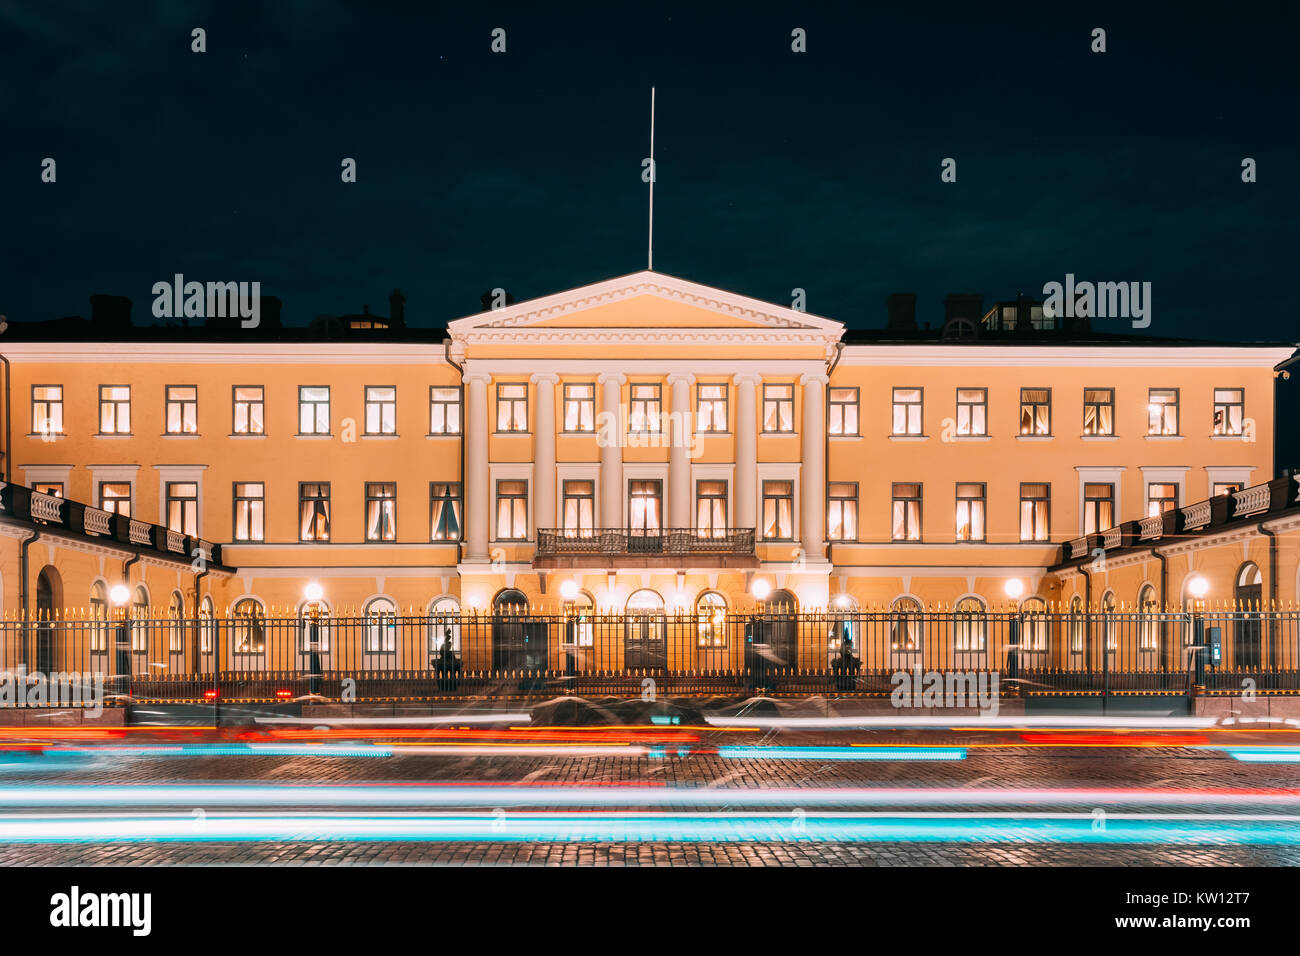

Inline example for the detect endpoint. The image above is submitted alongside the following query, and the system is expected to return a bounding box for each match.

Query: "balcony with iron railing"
[534,527,759,568]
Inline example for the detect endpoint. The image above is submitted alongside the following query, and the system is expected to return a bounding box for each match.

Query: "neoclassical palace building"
[0,270,1296,641]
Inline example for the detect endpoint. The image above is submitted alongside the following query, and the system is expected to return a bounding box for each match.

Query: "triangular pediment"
[447,271,844,340]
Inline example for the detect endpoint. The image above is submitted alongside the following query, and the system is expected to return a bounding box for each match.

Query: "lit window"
[563,383,595,432]
[762,384,795,433]
[892,388,923,435]
[828,387,858,436]
[496,480,528,539]
[1213,388,1244,436]
[1147,389,1178,435]
[165,482,198,535]
[165,386,198,434]
[365,482,397,541]
[496,383,528,432]
[562,480,595,536]
[629,383,662,433]
[99,385,131,434]
[827,482,858,541]
[696,480,728,537]
[299,483,330,541]
[1019,388,1051,436]
[1019,482,1050,541]
[233,386,264,434]
[32,385,63,436]
[629,480,662,534]
[892,483,922,541]
[99,482,131,518]
[762,480,794,540]
[696,591,727,648]
[1083,482,1114,534]
[430,483,462,541]
[955,483,985,541]
[299,386,330,435]
[1083,388,1114,436]
[233,482,264,541]
[1147,482,1178,516]
[955,388,986,436]
[430,387,462,434]
[954,597,986,652]
[365,386,397,435]
[696,383,728,432]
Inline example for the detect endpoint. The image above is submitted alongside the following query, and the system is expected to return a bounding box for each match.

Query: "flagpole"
[648,86,655,271]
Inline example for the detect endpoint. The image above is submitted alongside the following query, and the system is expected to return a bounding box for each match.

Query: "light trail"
[1,810,1299,844]
[717,745,966,761]
[0,783,1297,809]
[704,715,1222,730]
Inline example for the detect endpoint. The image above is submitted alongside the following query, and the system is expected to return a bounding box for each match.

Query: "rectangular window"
[34,482,63,497]
[892,388,923,435]
[696,383,728,432]
[299,483,331,541]
[562,480,595,535]
[762,480,794,539]
[165,385,198,434]
[696,480,728,537]
[826,482,858,541]
[99,385,131,434]
[299,386,330,435]
[1019,388,1051,436]
[430,482,463,541]
[233,482,265,541]
[955,388,986,437]
[1083,482,1115,534]
[496,383,528,432]
[892,483,922,541]
[365,482,397,541]
[1148,388,1179,435]
[828,387,858,436]
[166,481,198,535]
[1213,388,1244,436]
[99,482,131,518]
[32,385,63,436]
[1147,482,1178,516]
[496,479,528,539]
[629,383,662,433]
[233,386,264,434]
[563,383,595,432]
[1020,482,1050,541]
[1083,388,1114,436]
[629,480,663,534]
[430,386,462,435]
[365,386,397,435]
[762,384,795,433]
[1212,481,1243,497]
[955,482,986,542]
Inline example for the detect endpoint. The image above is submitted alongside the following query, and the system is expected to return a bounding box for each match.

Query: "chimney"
[885,293,917,332]
[388,288,406,327]
[89,294,132,328]
[943,293,984,326]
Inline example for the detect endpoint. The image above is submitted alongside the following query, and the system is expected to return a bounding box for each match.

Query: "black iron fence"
[1,607,1297,704]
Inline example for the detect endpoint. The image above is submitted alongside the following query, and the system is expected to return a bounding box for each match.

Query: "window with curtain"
[563,383,595,432]
[562,480,595,536]
[496,480,528,539]
[366,482,397,541]
[892,388,923,435]
[629,480,662,534]
[954,597,986,651]
[1019,388,1051,435]
[696,383,728,432]
[299,483,330,541]
[696,591,727,648]
[827,482,858,541]
[955,483,985,541]
[696,480,728,537]
[762,480,794,540]
[892,483,922,541]
[1083,388,1114,436]
[1083,482,1114,534]
[365,386,397,434]
[956,388,986,436]
[430,483,462,541]
[1020,482,1050,541]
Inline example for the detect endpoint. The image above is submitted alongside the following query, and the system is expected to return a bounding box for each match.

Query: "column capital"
[597,372,627,386]
[666,372,695,387]
[733,373,763,386]
[799,372,830,387]
[463,370,493,385]
[529,372,560,385]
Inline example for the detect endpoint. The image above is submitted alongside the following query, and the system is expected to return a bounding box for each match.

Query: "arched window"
[364,597,398,654]
[563,590,595,648]
[1101,590,1117,651]
[954,597,987,652]
[696,591,727,648]
[199,596,215,656]
[1138,584,1158,650]
[168,590,185,653]
[494,589,528,614]
[131,585,150,652]
[624,589,666,670]
[1236,562,1263,609]
[829,595,859,661]
[1021,596,1048,651]
[90,581,109,653]
[761,588,798,614]
[890,597,923,652]
[429,597,461,655]
[626,589,664,614]
[233,598,266,655]
[1068,594,1084,654]
[297,599,332,653]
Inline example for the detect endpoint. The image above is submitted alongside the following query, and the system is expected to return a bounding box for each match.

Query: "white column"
[800,372,828,560]
[667,373,694,529]
[531,373,558,532]
[598,372,626,529]
[464,371,491,562]
[733,374,760,531]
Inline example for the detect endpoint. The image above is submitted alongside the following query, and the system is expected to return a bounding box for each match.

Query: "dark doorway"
[623,589,667,670]
[35,567,58,674]
[748,589,799,675]
[1235,563,1263,669]
[492,589,547,671]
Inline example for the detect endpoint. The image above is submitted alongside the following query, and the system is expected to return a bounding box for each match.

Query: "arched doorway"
[623,589,666,670]
[750,588,798,672]
[1235,563,1263,668]
[491,589,546,672]
[35,566,61,673]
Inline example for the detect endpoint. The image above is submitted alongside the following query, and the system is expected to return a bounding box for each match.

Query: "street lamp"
[1004,579,1024,694]
[559,579,579,602]
[751,578,772,602]
[303,582,324,696]
[110,584,130,696]
[1188,576,1209,693]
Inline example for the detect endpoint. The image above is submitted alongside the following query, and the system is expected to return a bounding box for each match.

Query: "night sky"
[1,1,1297,454]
